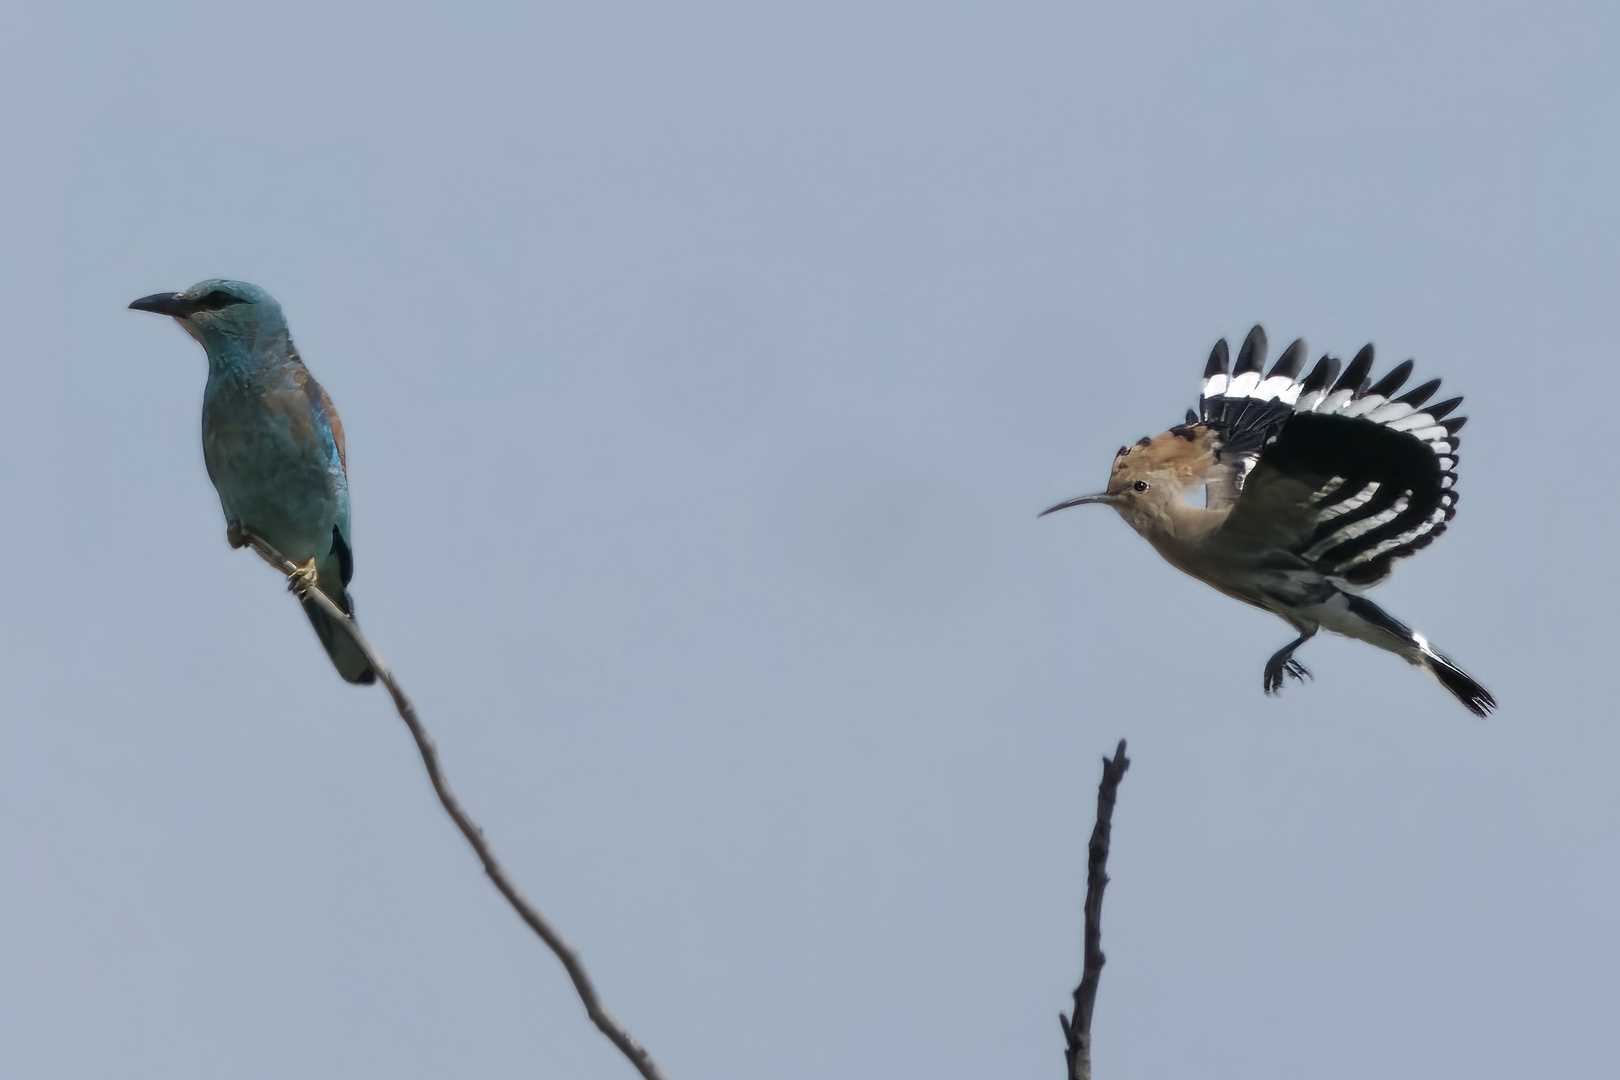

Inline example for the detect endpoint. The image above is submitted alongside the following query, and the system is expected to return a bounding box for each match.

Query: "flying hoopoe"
[1042,326,1495,717]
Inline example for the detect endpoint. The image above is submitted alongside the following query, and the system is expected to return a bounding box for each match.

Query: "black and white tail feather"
[1198,326,1494,717]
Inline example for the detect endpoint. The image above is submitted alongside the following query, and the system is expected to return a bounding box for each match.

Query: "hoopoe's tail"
[1416,647,1495,718]
[1338,595,1494,717]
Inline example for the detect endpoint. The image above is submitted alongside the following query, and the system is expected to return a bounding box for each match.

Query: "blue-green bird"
[131,279,375,684]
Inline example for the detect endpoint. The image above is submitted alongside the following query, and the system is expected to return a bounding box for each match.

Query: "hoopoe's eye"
[1133,480,1150,492]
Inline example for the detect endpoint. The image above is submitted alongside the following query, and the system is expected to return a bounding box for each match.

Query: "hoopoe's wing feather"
[1198,326,1309,510]
[1208,341,1465,588]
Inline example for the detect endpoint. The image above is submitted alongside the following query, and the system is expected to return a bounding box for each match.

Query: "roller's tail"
[303,594,376,685]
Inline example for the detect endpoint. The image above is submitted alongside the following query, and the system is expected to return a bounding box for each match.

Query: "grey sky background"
[2,2,1616,1077]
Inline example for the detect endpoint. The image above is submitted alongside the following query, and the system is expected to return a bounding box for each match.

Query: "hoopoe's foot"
[286,558,320,600]
[226,521,247,549]
[1262,656,1311,696]
[1263,629,1318,697]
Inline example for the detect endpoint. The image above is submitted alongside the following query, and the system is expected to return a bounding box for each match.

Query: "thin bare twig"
[1059,738,1130,1080]
[240,533,668,1080]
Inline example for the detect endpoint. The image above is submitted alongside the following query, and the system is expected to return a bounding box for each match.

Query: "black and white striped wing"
[1197,326,1312,510]
[1208,337,1466,589]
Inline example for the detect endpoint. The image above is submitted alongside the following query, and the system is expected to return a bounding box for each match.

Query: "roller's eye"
[199,290,245,310]
[1133,480,1149,492]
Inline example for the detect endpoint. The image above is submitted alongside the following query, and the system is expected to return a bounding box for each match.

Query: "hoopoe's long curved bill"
[1039,492,1116,516]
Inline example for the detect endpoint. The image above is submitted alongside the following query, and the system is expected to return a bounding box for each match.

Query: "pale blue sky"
[2,2,1616,1077]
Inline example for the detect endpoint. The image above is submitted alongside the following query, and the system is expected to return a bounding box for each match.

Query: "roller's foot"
[287,558,319,600]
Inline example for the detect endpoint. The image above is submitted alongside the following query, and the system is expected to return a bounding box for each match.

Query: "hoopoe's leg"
[1263,627,1317,696]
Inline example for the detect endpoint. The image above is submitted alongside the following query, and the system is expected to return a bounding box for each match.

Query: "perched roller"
[130,279,375,684]
[1042,325,1494,716]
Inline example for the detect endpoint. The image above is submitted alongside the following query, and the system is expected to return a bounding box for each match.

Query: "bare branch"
[240,532,669,1080]
[1059,738,1130,1080]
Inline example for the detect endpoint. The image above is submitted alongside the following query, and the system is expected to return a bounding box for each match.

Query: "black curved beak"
[129,292,195,317]
[1038,493,1115,517]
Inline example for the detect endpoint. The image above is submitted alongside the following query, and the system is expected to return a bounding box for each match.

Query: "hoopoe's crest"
[1108,428,1219,489]
[1043,325,1494,717]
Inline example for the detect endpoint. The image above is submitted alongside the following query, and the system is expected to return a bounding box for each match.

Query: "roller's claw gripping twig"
[286,558,320,600]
